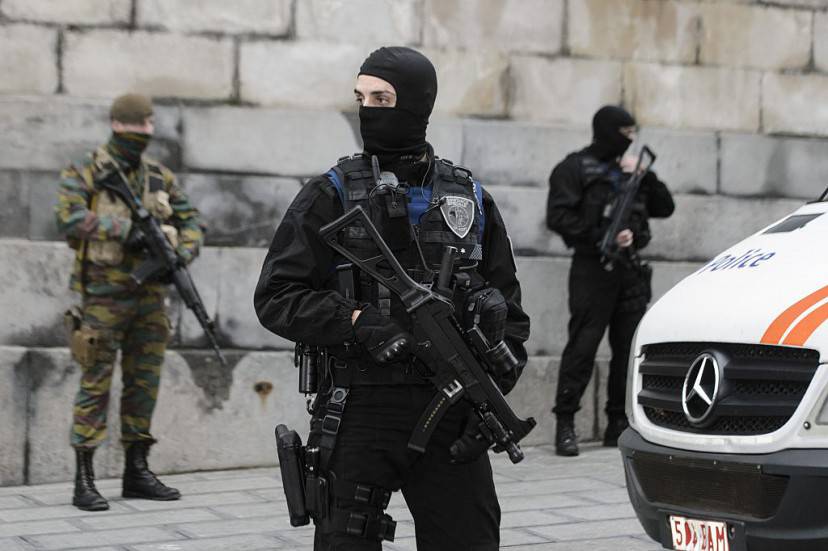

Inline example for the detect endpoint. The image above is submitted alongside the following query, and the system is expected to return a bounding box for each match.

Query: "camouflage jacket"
[55,146,204,296]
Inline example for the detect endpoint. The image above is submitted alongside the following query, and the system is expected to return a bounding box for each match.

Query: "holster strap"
[331,478,392,509]
[328,509,396,542]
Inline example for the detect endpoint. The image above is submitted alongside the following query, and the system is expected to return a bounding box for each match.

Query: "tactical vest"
[75,148,175,266]
[326,154,485,312]
[578,154,651,253]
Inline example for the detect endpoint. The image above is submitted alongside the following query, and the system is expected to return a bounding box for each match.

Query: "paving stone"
[498,492,592,512]
[0,501,132,522]
[1,0,131,25]
[132,534,287,551]
[497,477,618,497]
[625,63,760,132]
[119,491,266,513]
[559,501,636,521]
[296,0,421,44]
[179,173,301,248]
[182,106,360,177]
[762,72,828,137]
[137,0,291,34]
[515,537,661,550]
[500,509,570,529]
[64,30,234,100]
[26,527,180,549]
[176,517,282,538]
[0,25,57,95]
[698,3,811,69]
[209,502,281,519]
[569,0,699,63]
[423,0,564,54]
[0,496,32,510]
[720,133,828,200]
[0,519,78,538]
[240,41,365,110]
[461,119,590,188]
[0,537,35,551]
[528,517,646,540]
[510,56,622,126]
[77,508,220,530]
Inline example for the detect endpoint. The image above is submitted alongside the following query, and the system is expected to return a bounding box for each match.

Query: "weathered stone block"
[20,348,309,483]
[0,25,57,95]
[462,120,590,187]
[634,128,718,195]
[0,347,27,486]
[768,0,828,7]
[816,13,828,73]
[0,171,31,239]
[180,173,300,248]
[216,247,292,351]
[0,96,180,172]
[137,0,292,34]
[568,0,699,63]
[171,247,221,349]
[64,31,234,100]
[240,41,365,110]
[510,56,622,125]
[28,172,63,242]
[425,48,509,117]
[763,73,828,137]
[182,107,360,177]
[1,0,131,25]
[698,3,811,70]
[423,0,563,54]
[625,64,760,132]
[296,0,421,44]
[647,194,805,261]
[721,133,828,200]
[486,185,568,256]
[0,241,74,347]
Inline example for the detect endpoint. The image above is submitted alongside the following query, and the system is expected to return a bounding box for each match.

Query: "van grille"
[630,451,789,519]
[638,342,818,435]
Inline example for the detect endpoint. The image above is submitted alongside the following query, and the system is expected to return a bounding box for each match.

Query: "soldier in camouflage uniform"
[55,93,204,511]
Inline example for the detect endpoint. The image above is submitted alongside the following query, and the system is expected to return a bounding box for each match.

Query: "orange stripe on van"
[782,302,828,346]
[761,284,828,344]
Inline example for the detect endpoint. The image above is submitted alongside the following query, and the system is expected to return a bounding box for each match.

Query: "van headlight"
[625,328,642,424]
[817,395,828,425]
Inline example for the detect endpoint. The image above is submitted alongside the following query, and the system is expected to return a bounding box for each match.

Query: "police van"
[620,200,828,551]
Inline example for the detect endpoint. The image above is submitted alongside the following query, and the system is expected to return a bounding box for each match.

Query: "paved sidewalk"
[0,444,663,550]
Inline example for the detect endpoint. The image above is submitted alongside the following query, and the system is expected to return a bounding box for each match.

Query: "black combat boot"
[73,447,109,511]
[555,417,579,457]
[603,415,629,447]
[122,442,181,500]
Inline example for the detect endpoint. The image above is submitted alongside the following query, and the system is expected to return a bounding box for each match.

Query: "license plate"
[669,515,729,551]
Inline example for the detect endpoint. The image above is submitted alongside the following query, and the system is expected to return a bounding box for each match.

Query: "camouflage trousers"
[71,287,170,448]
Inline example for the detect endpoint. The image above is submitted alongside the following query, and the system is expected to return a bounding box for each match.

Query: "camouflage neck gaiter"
[106,132,151,169]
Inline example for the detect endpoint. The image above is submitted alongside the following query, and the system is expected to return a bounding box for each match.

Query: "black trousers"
[553,255,647,418]
[311,384,500,551]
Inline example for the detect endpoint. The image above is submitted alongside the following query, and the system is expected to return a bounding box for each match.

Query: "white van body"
[621,202,828,551]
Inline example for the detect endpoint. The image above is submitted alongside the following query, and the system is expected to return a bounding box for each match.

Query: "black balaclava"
[358,46,437,166]
[106,132,151,170]
[589,105,636,161]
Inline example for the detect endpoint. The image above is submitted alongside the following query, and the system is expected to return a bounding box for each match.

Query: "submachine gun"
[96,166,227,369]
[319,206,536,464]
[598,145,656,270]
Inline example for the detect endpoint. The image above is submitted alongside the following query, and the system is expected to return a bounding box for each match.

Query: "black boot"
[603,415,629,447]
[73,447,109,511]
[122,442,181,501]
[555,417,579,457]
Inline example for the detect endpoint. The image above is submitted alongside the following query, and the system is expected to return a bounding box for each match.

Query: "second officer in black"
[546,105,674,457]
[255,47,529,550]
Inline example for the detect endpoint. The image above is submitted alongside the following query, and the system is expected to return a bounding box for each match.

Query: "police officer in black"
[546,105,674,457]
[255,47,529,550]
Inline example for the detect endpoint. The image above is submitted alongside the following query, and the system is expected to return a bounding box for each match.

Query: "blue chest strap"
[324,170,486,240]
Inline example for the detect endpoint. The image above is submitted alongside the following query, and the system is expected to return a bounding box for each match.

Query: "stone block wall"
[2,0,827,485]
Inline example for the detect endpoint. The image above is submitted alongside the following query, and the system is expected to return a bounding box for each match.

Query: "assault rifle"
[96,166,227,369]
[320,206,535,463]
[598,145,656,270]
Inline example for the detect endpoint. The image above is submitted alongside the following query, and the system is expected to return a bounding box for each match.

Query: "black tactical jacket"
[254,162,531,389]
[545,147,675,255]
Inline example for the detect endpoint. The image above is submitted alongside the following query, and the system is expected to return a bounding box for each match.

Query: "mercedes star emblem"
[681,352,721,425]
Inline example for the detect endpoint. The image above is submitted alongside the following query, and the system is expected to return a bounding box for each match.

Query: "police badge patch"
[440,196,475,239]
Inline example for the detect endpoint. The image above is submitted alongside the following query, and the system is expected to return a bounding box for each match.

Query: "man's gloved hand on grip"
[353,304,412,364]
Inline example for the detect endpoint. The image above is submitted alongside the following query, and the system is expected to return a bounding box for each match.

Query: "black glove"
[353,304,412,364]
[463,287,508,346]
[449,411,491,464]
[124,226,146,252]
